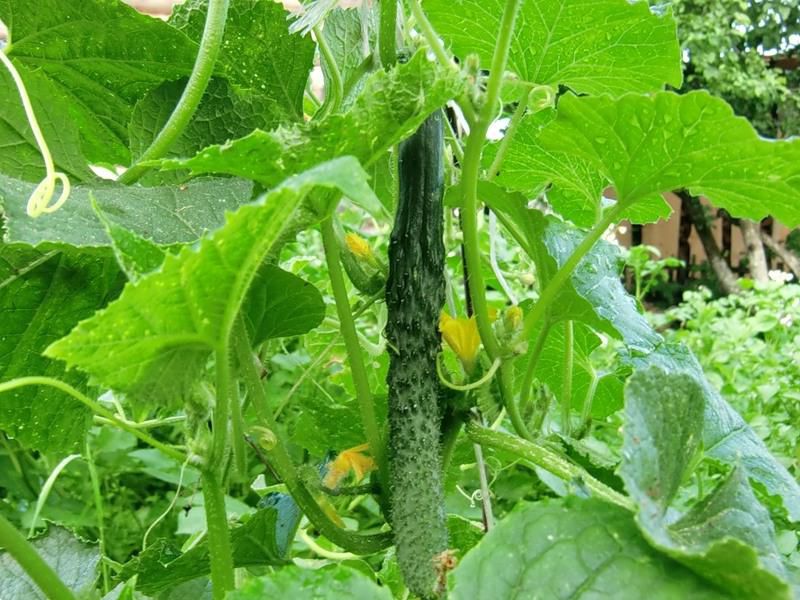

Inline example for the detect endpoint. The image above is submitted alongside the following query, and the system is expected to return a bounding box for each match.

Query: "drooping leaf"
[170,0,315,122]
[0,0,198,164]
[46,158,376,407]
[118,504,298,594]
[0,526,100,599]
[620,367,791,599]
[483,190,660,352]
[0,67,93,182]
[449,498,727,599]
[532,91,800,226]
[624,343,800,523]
[0,245,122,453]
[425,0,682,95]
[155,50,465,187]
[0,175,254,247]
[128,77,283,185]
[228,564,392,600]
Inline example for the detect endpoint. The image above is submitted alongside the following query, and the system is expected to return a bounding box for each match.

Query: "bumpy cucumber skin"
[385,111,448,598]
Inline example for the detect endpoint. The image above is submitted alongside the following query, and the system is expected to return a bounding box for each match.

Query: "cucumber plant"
[0,0,799,599]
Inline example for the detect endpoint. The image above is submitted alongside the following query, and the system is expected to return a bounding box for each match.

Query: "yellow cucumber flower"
[344,232,375,261]
[440,312,481,372]
[323,443,376,489]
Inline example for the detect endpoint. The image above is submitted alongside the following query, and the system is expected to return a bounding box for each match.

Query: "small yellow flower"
[344,233,374,261]
[440,313,481,372]
[323,443,376,489]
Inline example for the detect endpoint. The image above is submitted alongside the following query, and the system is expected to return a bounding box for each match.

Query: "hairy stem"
[466,421,634,511]
[236,329,393,554]
[0,513,76,600]
[201,471,235,599]
[319,217,387,493]
[0,378,185,462]
[487,95,528,180]
[561,320,574,437]
[379,0,398,67]
[458,0,524,430]
[315,23,344,118]
[85,441,109,593]
[118,0,230,184]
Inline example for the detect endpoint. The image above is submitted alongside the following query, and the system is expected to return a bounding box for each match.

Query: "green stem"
[118,0,230,184]
[85,441,109,594]
[236,331,392,554]
[228,374,247,479]
[518,319,551,413]
[379,0,398,68]
[519,202,627,343]
[0,378,185,462]
[465,421,634,511]
[487,94,528,180]
[561,320,574,437]
[0,513,76,600]
[212,345,232,475]
[408,0,478,125]
[315,24,343,118]
[458,0,524,429]
[201,471,235,599]
[319,217,387,494]
[579,368,600,432]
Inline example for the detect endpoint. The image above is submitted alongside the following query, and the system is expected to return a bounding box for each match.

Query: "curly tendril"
[0,49,70,218]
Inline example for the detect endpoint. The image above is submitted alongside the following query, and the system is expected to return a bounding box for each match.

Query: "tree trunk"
[678,191,740,295]
[740,219,769,282]
[760,231,800,281]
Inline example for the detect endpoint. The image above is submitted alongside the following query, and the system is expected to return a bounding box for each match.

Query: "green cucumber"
[385,110,448,598]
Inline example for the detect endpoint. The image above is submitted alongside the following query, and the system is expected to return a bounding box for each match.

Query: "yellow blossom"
[344,233,374,261]
[323,443,376,489]
[440,313,481,372]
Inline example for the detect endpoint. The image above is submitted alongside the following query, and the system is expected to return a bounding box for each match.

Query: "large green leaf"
[0,245,122,453]
[620,368,790,599]
[119,502,298,594]
[229,565,392,600]
[0,67,92,183]
[46,158,376,406]
[169,0,315,122]
[0,175,254,247]
[449,498,727,599]
[531,91,800,227]
[0,526,100,599]
[425,0,682,95]
[155,50,465,186]
[624,343,800,523]
[0,0,198,164]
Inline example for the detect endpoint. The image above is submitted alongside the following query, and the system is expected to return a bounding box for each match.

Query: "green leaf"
[45,158,377,406]
[128,77,283,185]
[170,0,315,121]
[0,67,93,182]
[624,343,800,523]
[320,7,377,107]
[534,91,800,227]
[0,526,100,599]
[449,498,727,599]
[620,367,791,599]
[0,0,198,164]
[155,50,464,187]
[119,504,297,594]
[483,190,660,352]
[228,564,392,600]
[93,204,167,281]
[425,0,682,95]
[0,245,122,453]
[0,175,254,247]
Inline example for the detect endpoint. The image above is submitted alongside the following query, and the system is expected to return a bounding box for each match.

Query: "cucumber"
[385,110,448,598]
